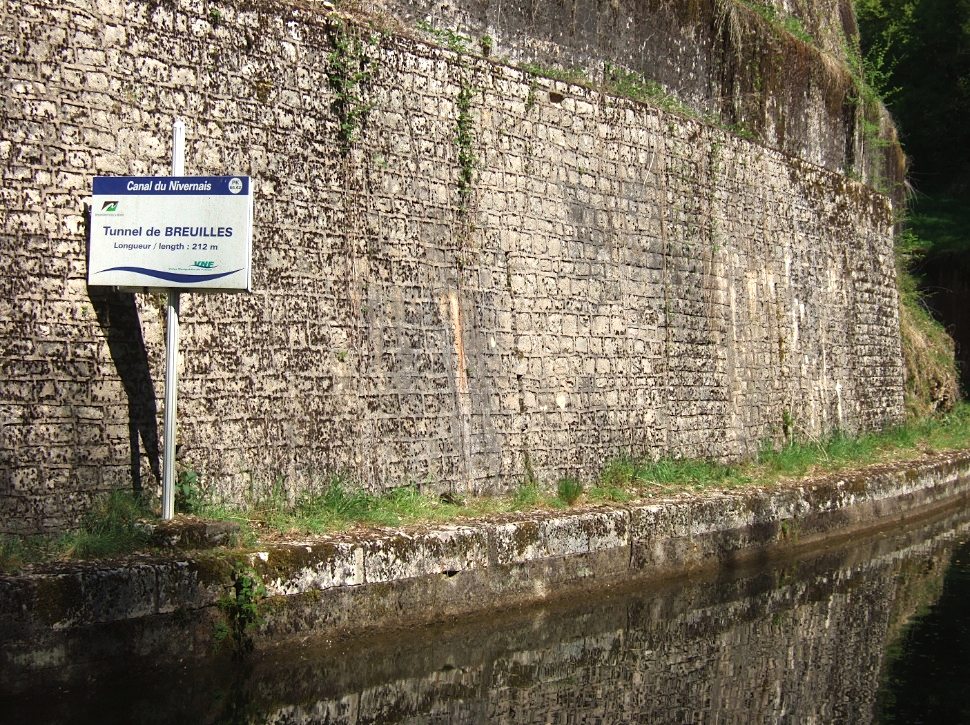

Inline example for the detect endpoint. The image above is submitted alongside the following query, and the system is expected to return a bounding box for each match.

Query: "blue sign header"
[93,176,250,196]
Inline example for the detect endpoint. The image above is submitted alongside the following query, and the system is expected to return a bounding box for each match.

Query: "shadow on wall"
[88,289,161,494]
[83,204,161,493]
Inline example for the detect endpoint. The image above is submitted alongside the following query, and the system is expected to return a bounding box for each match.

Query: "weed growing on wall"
[840,29,901,190]
[416,20,472,54]
[512,480,540,507]
[518,60,701,122]
[327,19,381,154]
[455,79,476,211]
[726,121,758,141]
[843,30,899,107]
[413,19,482,215]
[734,0,817,45]
[518,62,589,87]
[603,64,696,117]
[517,59,759,144]
[525,80,538,111]
[175,467,203,514]
[216,567,267,655]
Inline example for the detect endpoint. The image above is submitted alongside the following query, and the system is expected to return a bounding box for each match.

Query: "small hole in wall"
[549,91,565,104]
[443,569,459,578]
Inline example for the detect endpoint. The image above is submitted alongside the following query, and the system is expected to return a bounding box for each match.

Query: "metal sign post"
[88,120,253,520]
[161,119,185,520]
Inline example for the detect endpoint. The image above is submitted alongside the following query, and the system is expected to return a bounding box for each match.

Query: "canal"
[6,504,970,723]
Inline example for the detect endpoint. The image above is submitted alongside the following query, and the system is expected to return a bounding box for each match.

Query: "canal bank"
[3,450,970,690]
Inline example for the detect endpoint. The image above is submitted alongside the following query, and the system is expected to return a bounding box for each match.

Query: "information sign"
[88,175,253,291]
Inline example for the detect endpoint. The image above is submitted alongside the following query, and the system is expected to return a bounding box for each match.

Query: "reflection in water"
[877,537,970,723]
[7,507,970,724]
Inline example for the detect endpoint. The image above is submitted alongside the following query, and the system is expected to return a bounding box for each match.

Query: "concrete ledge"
[3,450,970,682]
[138,517,242,550]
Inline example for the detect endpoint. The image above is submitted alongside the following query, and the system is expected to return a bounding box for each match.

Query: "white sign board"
[88,176,253,291]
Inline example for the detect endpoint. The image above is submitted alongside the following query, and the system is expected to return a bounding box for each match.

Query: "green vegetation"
[841,33,893,146]
[855,0,970,191]
[455,80,476,208]
[515,59,763,143]
[591,407,970,494]
[479,34,493,57]
[606,456,752,491]
[735,0,817,45]
[257,480,464,532]
[895,232,959,417]
[516,61,698,120]
[556,478,584,506]
[414,20,481,209]
[327,19,381,153]
[216,568,267,655]
[512,480,540,507]
[5,406,970,569]
[518,62,590,87]
[602,64,696,117]
[854,0,968,413]
[0,491,150,572]
[240,476,590,532]
[175,467,203,514]
[416,20,472,54]
[908,195,970,256]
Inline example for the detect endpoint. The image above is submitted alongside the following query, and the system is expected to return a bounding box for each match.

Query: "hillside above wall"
[366,0,904,202]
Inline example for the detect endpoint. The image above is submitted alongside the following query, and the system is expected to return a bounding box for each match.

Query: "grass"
[602,64,696,117]
[415,20,472,54]
[177,403,970,537]
[516,60,766,143]
[241,474,591,535]
[518,62,590,87]
[269,481,468,532]
[735,0,817,45]
[516,61,700,120]
[0,491,151,572]
[556,478,584,505]
[5,406,970,571]
[589,406,970,496]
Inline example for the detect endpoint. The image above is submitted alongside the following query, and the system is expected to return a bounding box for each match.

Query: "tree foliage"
[856,0,970,195]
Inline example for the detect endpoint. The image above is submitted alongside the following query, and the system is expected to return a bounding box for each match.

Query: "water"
[876,535,970,723]
[6,506,970,724]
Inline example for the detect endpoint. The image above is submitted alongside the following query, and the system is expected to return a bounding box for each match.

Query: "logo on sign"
[101,201,120,212]
[228,178,243,194]
[193,260,216,269]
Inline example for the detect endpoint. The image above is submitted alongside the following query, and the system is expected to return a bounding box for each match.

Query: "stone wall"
[0,0,903,533]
